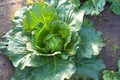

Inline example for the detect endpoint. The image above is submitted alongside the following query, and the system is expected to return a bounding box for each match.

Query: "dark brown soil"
[87,5,120,71]
[0,1,120,80]
[0,54,14,80]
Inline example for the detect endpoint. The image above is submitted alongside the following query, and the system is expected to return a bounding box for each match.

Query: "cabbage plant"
[103,60,120,80]
[107,0,120,15]
[0,0,105,80]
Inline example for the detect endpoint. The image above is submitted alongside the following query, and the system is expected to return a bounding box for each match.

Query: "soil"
[0,1,120,80]
[87,5,120,71]
[0,0,26,80]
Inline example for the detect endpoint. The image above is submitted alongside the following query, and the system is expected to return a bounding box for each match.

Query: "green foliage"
[11,68,33,80]
[45,0,120,16]
[12,59,76,80]
[107,0,120,15]
[44,0,80,8]
[103,60,120,80]
[72,57,105,80]
[45,0,84,31]
[31,59,75,80]
[112,43,119,53]
[23,3,57,31]
[76,26,105,58]
[0,0,105,80]
[80,0,106,15]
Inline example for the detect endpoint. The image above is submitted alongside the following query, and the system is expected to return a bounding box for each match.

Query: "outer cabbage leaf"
[107,0,120,15]
[72,58,105,80]
[103,70,116,80]
[69,0,80,8]
[56,1,84,31]
[44,0,80,8]
[80,0,106,15]
[44,0,84,31]
[7,32,50,69]
[0,7,27,54]
[12,6,28,29]
[12,59,75,80]
[31,59,75,80]
[11,68,33,80]
[103,60,120,80]
[76,26,104,58]
[82,18,94,28]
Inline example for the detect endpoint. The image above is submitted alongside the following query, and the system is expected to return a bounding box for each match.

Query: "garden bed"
[0,0,120,80]
[87,4,120,71]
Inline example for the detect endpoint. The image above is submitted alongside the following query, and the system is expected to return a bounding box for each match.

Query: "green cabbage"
[0,1,105,80]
